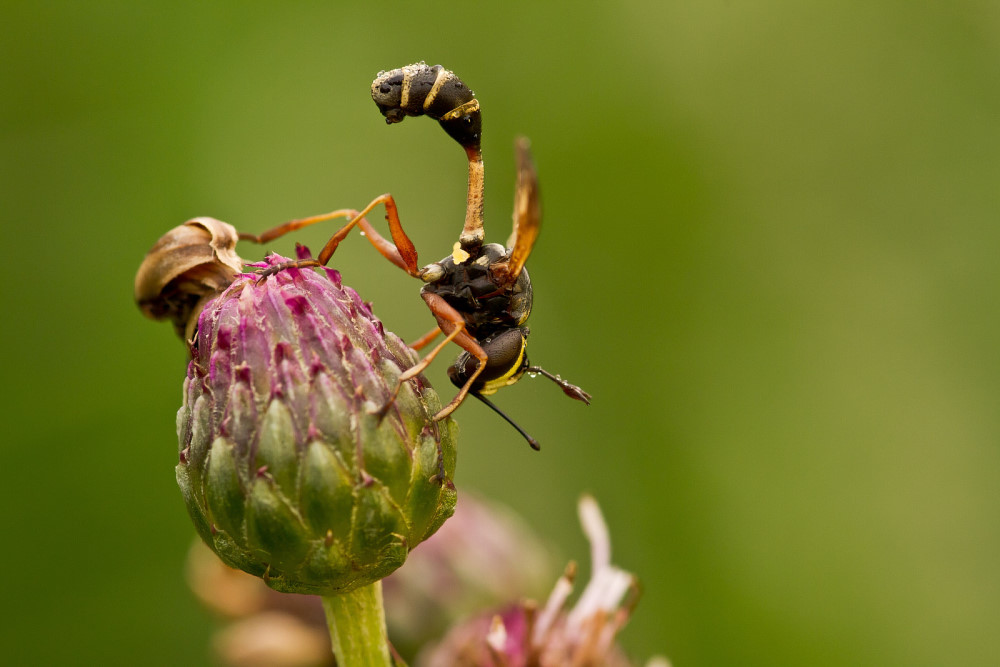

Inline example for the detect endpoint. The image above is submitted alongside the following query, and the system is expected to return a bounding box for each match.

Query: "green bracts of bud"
[176,252,457,595]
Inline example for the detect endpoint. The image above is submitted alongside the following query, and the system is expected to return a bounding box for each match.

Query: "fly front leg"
[409,326,442,351]
[376,292,486,421]
[416,293,488,420]
[336,193,422,276]
[240,208,371,276]
[242,191,425,278]
[253,258,321,285]
[238,208,360,245]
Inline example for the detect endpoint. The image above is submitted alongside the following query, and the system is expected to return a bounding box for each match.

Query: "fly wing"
[501,137,541,284]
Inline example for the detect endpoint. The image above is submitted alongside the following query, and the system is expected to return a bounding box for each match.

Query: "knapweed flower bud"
[176,249,457,596]
[419,496,665,667]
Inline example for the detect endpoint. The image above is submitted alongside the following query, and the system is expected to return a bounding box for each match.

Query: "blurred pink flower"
[418,496,666,667]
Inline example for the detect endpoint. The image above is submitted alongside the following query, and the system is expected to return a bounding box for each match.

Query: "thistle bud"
[176,248,457,596]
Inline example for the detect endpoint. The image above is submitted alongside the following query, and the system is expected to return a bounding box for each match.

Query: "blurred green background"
[3,1,998,665]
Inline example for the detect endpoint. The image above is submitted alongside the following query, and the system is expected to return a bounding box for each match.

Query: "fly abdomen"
[371,63,481,149]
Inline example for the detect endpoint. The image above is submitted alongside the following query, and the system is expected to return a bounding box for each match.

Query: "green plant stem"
[322,581,393,666]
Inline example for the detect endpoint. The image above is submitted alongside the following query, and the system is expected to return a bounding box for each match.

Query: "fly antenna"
[471,392,541,451]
